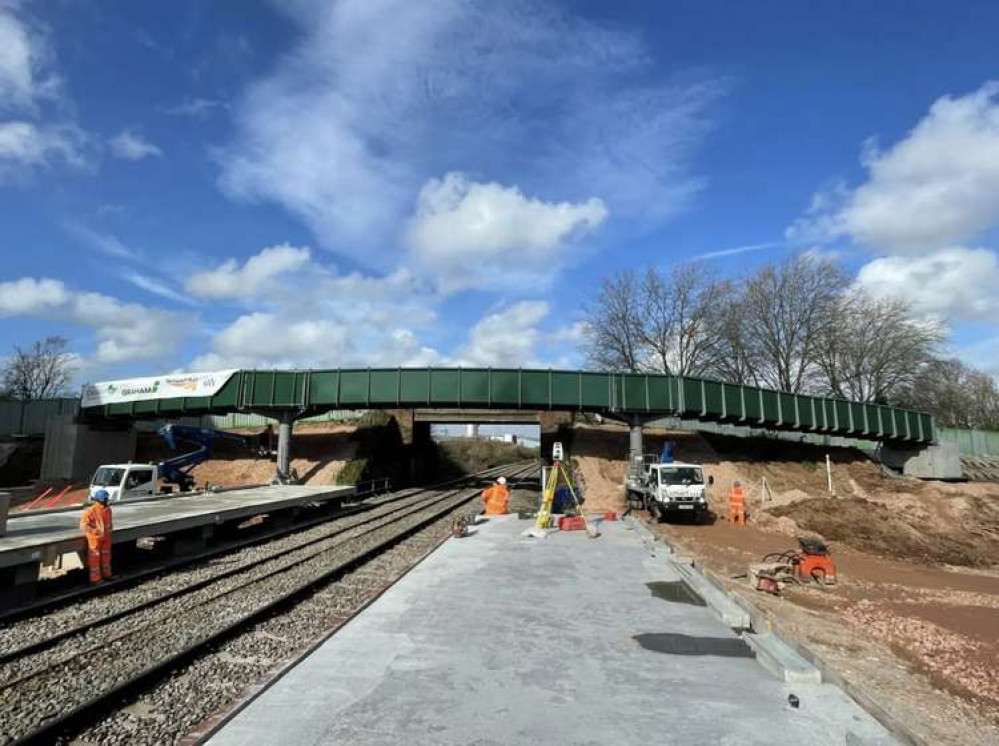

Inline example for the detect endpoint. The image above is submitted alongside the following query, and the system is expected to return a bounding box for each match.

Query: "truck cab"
[626,458,713,522]
[89,464,157,503]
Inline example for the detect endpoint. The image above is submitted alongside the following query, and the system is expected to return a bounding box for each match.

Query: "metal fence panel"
[0,398,79,436]
[938,427,999,457]
[0,403,20,437]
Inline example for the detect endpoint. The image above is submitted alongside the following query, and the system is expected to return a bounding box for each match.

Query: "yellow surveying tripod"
[534,442,598,538]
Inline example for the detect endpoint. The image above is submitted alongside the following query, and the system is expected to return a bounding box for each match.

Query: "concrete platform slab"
[208,516,898,746]
[0,485,353,569]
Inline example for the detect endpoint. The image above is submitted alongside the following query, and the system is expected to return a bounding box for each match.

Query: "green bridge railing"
[81,368,935,444]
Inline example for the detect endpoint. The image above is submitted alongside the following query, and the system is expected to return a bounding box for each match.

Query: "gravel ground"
[0,486,434,659]
[0,465,535,746]
[63,490,515,745]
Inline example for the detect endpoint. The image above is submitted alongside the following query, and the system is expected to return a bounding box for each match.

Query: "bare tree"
[897,358,999,429]
[816,291,943,402]
[2,337,77,400]
[583,271,644,372]
[585,263,731,376]
[706,282,758,385]
[640,263,726,376]
[740,254,846,393]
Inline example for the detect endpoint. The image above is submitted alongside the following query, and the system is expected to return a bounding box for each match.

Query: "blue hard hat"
[92,489,110,502]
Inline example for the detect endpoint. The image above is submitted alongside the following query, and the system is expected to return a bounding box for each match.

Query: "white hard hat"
[497,476,507,485]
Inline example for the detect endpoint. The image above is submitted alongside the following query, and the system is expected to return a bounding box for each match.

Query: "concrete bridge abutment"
[880,441,963,480]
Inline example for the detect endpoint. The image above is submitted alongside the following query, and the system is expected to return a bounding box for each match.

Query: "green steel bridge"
[82,367,935,444]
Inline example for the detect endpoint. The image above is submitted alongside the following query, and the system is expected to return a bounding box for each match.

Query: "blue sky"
[2,0,998,385]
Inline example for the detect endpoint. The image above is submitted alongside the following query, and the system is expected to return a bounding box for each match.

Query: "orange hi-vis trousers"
[80,503,113,583]
[85,534,112,583]
[728,483,747,526]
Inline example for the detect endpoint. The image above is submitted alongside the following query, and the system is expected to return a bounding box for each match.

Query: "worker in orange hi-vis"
[80,489,114,583]
[728,482,747,525]
[482,476,510,515]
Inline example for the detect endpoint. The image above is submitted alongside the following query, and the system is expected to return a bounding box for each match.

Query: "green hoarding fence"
[82,368,936,444]
[938,427,999,458]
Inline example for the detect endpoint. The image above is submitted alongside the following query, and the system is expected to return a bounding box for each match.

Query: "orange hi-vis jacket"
[482,484,510,515]
[80,502,113,582]
[80,502,113,541]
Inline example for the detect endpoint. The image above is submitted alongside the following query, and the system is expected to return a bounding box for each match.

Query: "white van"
[89,464,158,502]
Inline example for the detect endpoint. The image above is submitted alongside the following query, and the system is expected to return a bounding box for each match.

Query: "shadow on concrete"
[646,581,706,606]
[633,632,755,658]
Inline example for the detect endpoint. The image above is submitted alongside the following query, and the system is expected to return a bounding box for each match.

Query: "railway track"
[0,467,509,626]
[0,462,519,661]
[0,462,537,746]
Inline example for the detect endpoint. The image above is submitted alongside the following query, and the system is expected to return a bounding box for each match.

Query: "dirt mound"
[568,421,999,567]
[770,496,999,567]
[135,426,358,489]
[570,424,728,512]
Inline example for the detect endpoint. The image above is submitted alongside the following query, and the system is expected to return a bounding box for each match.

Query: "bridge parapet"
[81,368,935,445]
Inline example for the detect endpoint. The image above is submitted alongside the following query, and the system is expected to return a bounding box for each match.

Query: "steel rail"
[0,474,501,680]
[0,461,528,666]
[0,462,520,625]
[0,463,536,746]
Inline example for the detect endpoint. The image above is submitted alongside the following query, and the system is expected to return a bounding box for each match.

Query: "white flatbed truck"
[625,457,713,522]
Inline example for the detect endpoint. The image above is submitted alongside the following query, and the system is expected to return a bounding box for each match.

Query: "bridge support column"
[411,420,432,482]
[629,414,645,465]
[276,413,295,483]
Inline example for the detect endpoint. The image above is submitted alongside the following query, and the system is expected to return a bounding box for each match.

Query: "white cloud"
[856,247,999,321]
[187,247,443,369]
[405,172,606,291]
[0,120,84,176]
[65,222,142,260]
[219,0,721,269]
[161,97,227,118]
[121,270,195,305]
[0,4,60,113]
[694,240,783,261]
[456,301,551,367]
[0,276,69,315]
[0,5,89,181]
[204,312,351,369]
[316,268,437,328]
[109,130,162,160]
[185,244,311,299]
[790,82,999,252]
[0,276,190,364]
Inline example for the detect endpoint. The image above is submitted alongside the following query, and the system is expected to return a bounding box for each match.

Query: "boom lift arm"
[156,424,252,492]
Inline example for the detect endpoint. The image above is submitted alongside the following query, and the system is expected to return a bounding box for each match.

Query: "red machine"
[756,537,837,592]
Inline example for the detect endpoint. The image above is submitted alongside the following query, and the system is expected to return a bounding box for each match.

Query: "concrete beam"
[413,409,541,424]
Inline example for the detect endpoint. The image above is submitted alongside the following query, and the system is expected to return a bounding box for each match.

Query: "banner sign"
[81,369,239,407]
